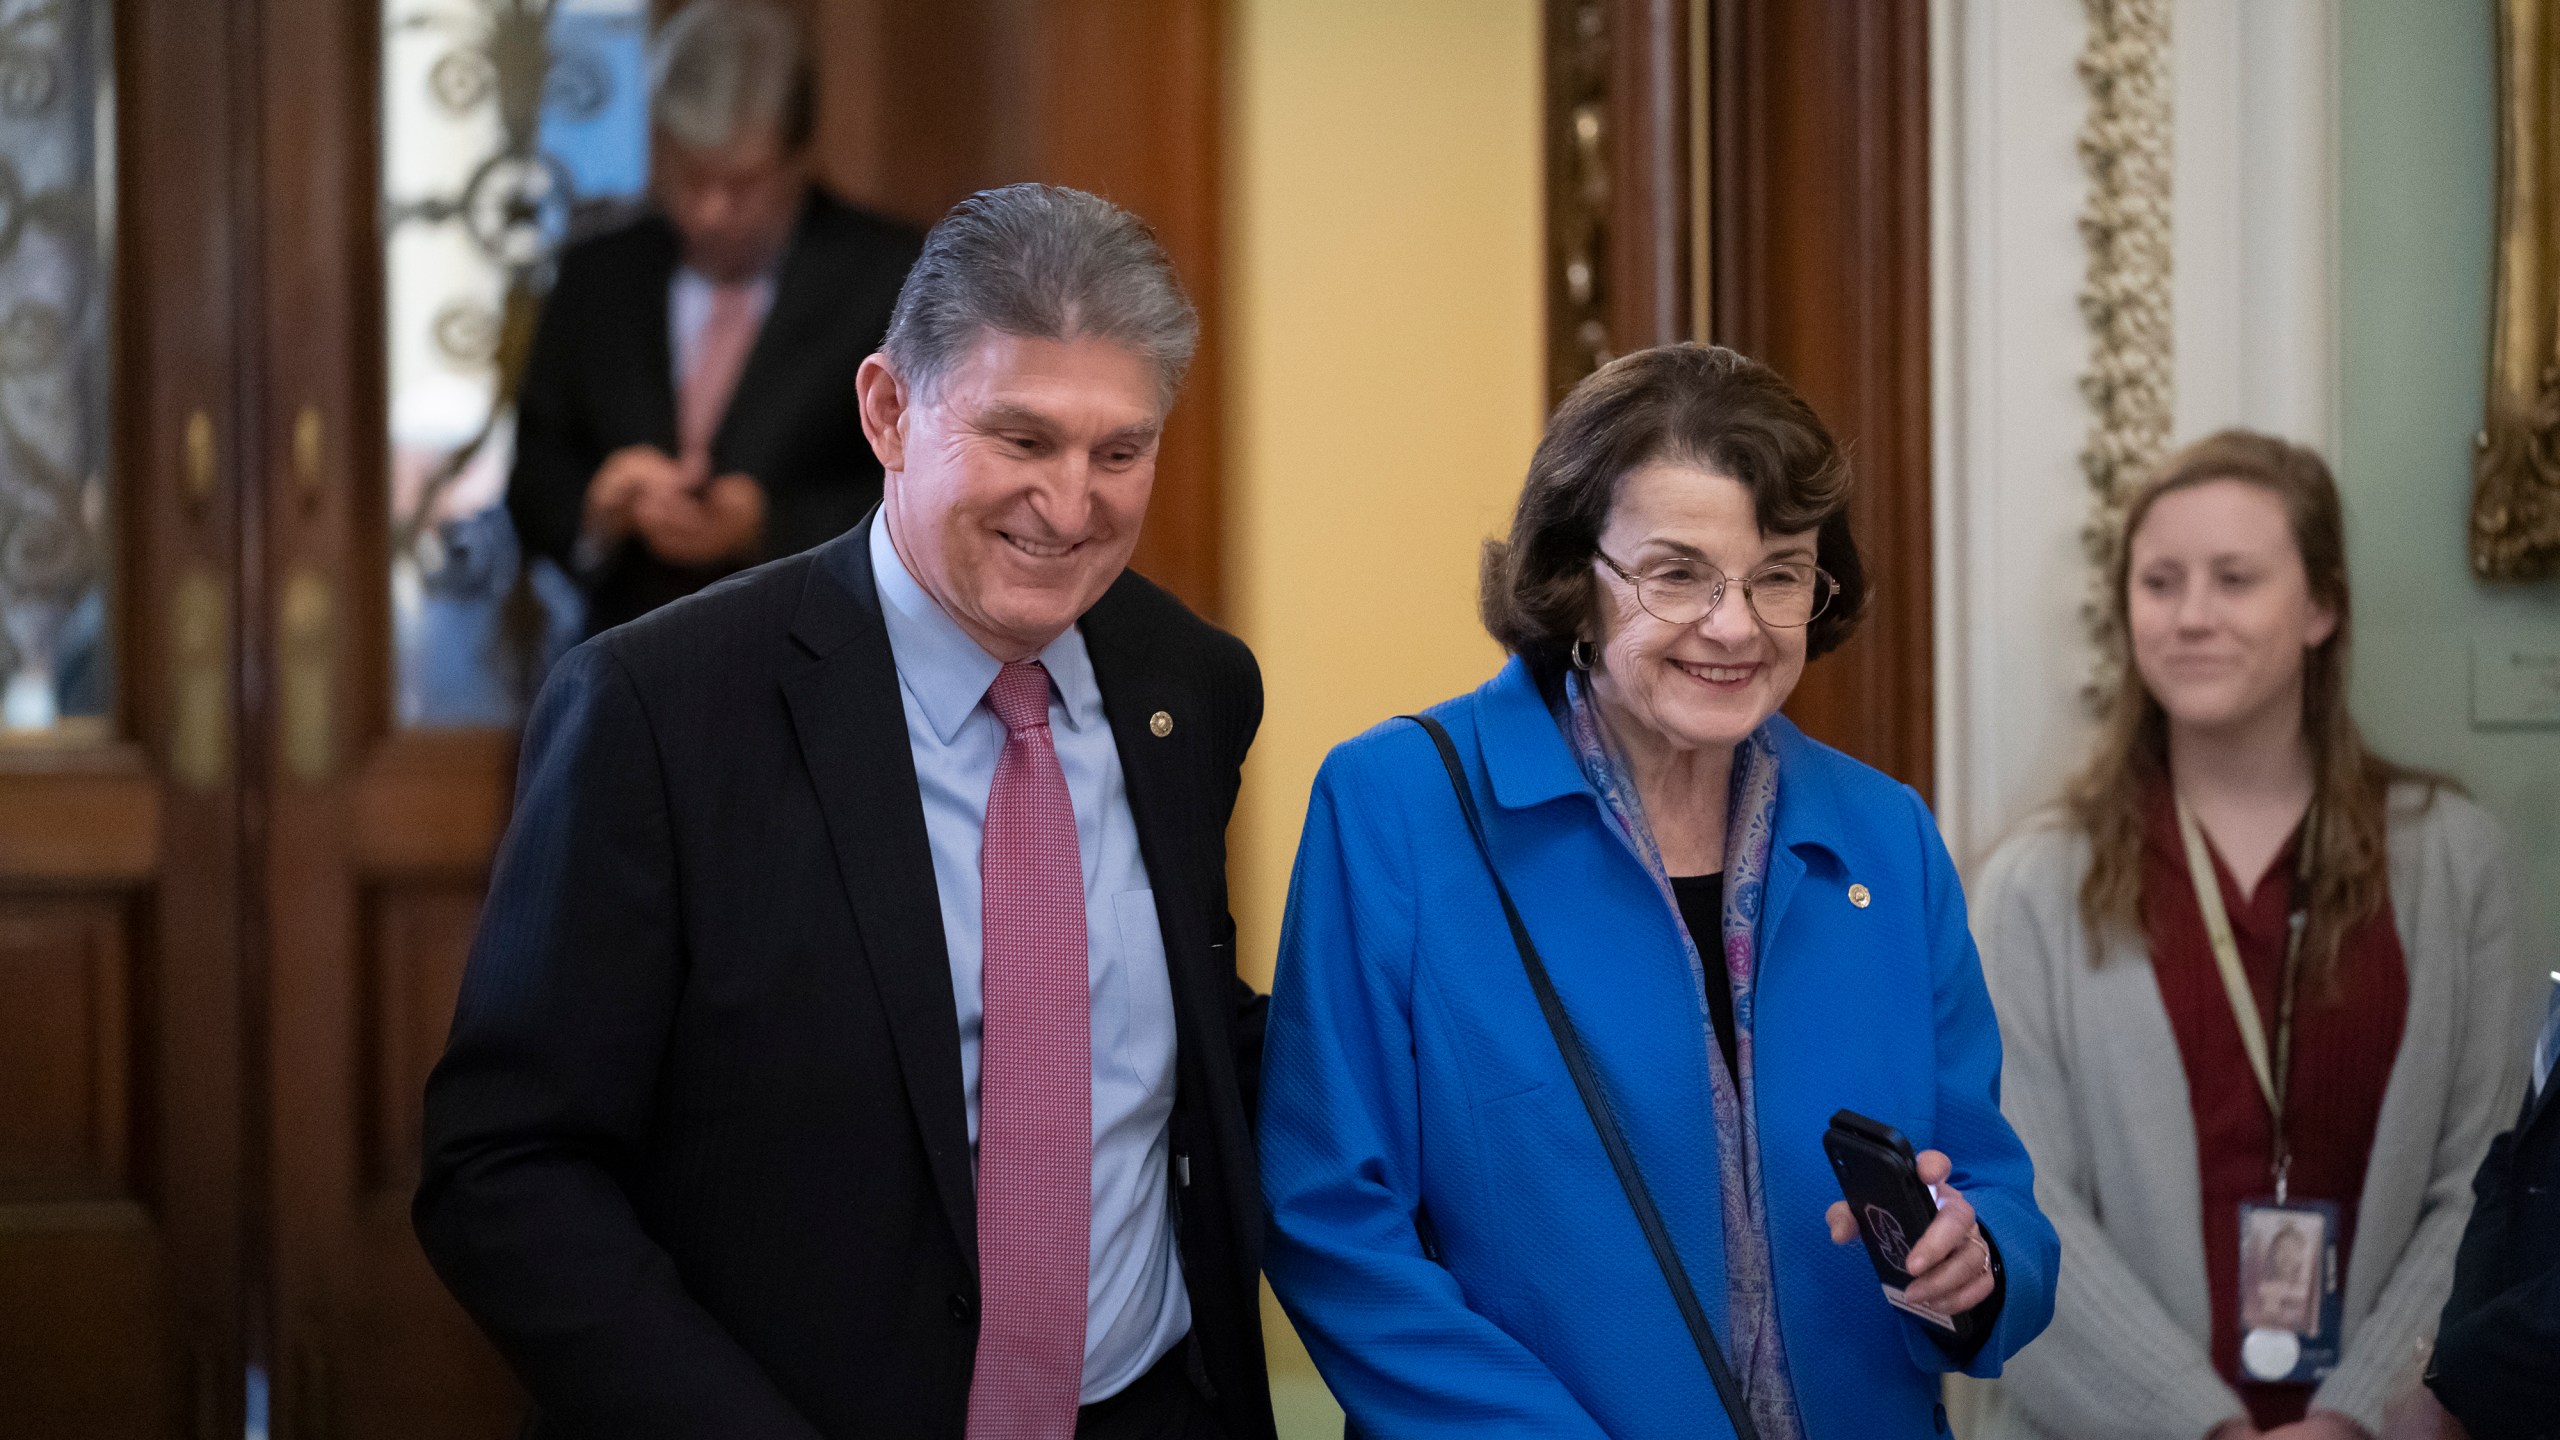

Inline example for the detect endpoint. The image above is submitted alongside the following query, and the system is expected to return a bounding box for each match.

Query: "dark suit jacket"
[2430,1072,2560,1439]
[415,515,1275,1440]
[508,188,920,634]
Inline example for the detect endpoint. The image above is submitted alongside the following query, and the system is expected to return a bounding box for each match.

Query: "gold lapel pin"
[1149,710,1174,738]
[1847,883,1872,909]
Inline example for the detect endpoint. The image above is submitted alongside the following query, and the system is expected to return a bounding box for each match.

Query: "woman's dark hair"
[1480,343,1866,681]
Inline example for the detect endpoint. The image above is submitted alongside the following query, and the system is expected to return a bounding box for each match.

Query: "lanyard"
[2174,796,2310,1203]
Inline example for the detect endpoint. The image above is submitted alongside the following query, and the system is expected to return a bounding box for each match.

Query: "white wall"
[1931,0,2106,865]
[1226,4,1544,1433]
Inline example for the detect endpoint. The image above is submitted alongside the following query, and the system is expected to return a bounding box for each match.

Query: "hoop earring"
[1570,637,1597,671]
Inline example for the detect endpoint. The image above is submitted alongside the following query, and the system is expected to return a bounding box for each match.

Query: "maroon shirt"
[2140,783,2409,1430]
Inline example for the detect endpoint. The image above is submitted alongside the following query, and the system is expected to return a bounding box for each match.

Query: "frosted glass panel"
[0,0,112,740]
[381,0,648,726]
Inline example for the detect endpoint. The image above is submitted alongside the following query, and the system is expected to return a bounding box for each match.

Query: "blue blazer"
[1260,659,2057,1438]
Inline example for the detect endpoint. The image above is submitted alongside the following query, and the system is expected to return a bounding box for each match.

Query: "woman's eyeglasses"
[1594,550,1838,629]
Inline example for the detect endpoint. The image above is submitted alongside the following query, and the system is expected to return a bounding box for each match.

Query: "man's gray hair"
[650,0,814,152]
[883,184,1199,408]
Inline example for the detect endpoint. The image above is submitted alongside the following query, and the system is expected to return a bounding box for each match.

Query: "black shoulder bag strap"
[1403,714,1761,1440]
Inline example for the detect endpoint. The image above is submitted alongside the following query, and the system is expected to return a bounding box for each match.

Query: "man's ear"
[855,352,911,473]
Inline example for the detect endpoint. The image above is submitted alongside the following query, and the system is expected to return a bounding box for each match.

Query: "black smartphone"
[1822,1109,1987,1346]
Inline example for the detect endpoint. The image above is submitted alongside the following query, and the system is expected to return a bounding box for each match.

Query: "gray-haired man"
[421,183,1275,1440]
[508,0,920,635]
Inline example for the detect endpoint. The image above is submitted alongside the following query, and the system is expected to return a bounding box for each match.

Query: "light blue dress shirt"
[869,516,1189,1403]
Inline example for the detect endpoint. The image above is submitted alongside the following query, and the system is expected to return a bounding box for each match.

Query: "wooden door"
[256,0,535,1432]
[0,3,250,1436]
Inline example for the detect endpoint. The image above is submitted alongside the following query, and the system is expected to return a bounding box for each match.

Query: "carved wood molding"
[2476,0,2560,579]
[2074,0,2174,698]
[1545,0,1613,401]
[1541,0,1696,406]
[1545,0,1934,791]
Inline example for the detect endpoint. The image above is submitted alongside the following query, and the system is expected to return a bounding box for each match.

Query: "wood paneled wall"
[1544,0,1934,792]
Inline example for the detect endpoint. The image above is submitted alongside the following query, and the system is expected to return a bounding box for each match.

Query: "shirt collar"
[868,514,1102,744]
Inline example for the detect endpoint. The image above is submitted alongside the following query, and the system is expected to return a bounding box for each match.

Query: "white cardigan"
[1965,786,2532,1440]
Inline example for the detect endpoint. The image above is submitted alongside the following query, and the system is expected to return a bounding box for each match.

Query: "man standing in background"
[2429,973,2560,1438]
[509,0,919,635]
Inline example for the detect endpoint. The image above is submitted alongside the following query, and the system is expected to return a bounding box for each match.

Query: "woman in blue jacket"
[1260,344,2058,1439]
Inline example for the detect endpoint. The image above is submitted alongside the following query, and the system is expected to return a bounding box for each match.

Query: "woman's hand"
[1824,1149,1998,1314]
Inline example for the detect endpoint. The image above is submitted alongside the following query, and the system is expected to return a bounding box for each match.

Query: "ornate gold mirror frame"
[2476,0,2560,578]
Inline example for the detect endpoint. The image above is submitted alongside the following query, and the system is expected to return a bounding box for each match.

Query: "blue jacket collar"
[1471,654,1855,866]
[1474,656,1593,811]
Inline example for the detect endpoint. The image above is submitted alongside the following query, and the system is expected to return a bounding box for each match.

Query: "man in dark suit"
[2429,975,2560,1439]
[509,0,920,635]
[418,184,1274,1440]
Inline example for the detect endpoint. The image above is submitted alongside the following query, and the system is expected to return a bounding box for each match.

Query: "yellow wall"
[1224,3,1542,1432]
[1226,0,1544,989]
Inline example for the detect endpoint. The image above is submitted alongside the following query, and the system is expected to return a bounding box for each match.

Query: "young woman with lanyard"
[1965,431,2531,1440]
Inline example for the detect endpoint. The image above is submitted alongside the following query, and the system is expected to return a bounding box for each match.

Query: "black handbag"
[1404,713,1762,1440]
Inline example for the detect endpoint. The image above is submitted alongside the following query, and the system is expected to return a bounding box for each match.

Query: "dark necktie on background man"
[968,660,1092,1440]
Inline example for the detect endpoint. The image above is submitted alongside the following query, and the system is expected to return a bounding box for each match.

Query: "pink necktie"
[966,661,1091,1440]
[676,281,762,487]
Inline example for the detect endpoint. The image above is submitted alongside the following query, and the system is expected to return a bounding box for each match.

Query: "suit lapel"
[2525,1061,2558,1143]
[780,518,977,1270]
[620,219,681,453]
[1080,583,1221,1081]
[719,192,831,467]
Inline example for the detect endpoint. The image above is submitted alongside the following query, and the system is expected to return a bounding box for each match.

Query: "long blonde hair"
[2066,430,2438,993]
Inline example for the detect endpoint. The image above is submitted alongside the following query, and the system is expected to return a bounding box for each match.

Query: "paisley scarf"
[1562,671,1803,1440]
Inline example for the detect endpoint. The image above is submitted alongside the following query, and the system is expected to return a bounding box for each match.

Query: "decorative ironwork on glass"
[0,0,111,738]
[382,0,647,725]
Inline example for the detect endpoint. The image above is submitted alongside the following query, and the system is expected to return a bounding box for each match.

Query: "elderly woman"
[1259,344,2058,1439]
[1970,432,2527,1440]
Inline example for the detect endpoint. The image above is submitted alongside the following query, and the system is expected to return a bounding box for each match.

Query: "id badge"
[2234,1199,2343,1384]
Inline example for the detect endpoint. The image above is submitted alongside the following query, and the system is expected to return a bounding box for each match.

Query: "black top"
[414,516,1279,1439]
[508,187,923,634]
[1669,873,1737,1078]
[1672,876,2008,1362]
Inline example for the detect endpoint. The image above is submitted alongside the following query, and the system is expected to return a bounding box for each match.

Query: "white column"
[2172,0,2339,452]
[1931,0,2104,867]
[1931,0,2340,868]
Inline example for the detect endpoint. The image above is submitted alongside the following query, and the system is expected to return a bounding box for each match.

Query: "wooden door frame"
[0,2,252,1434]
[1542,0,1934,793]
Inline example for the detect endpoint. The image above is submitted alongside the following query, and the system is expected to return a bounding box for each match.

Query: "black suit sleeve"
[757,464,874,567]
[2430,1122,2560,1434]
[414,642,823,1439]
[742,217,920,567]
[1220,635,1269,1129]
[508,260,604,575]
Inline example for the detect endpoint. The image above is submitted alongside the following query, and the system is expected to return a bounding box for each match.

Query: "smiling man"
[418,185,1274,1440]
